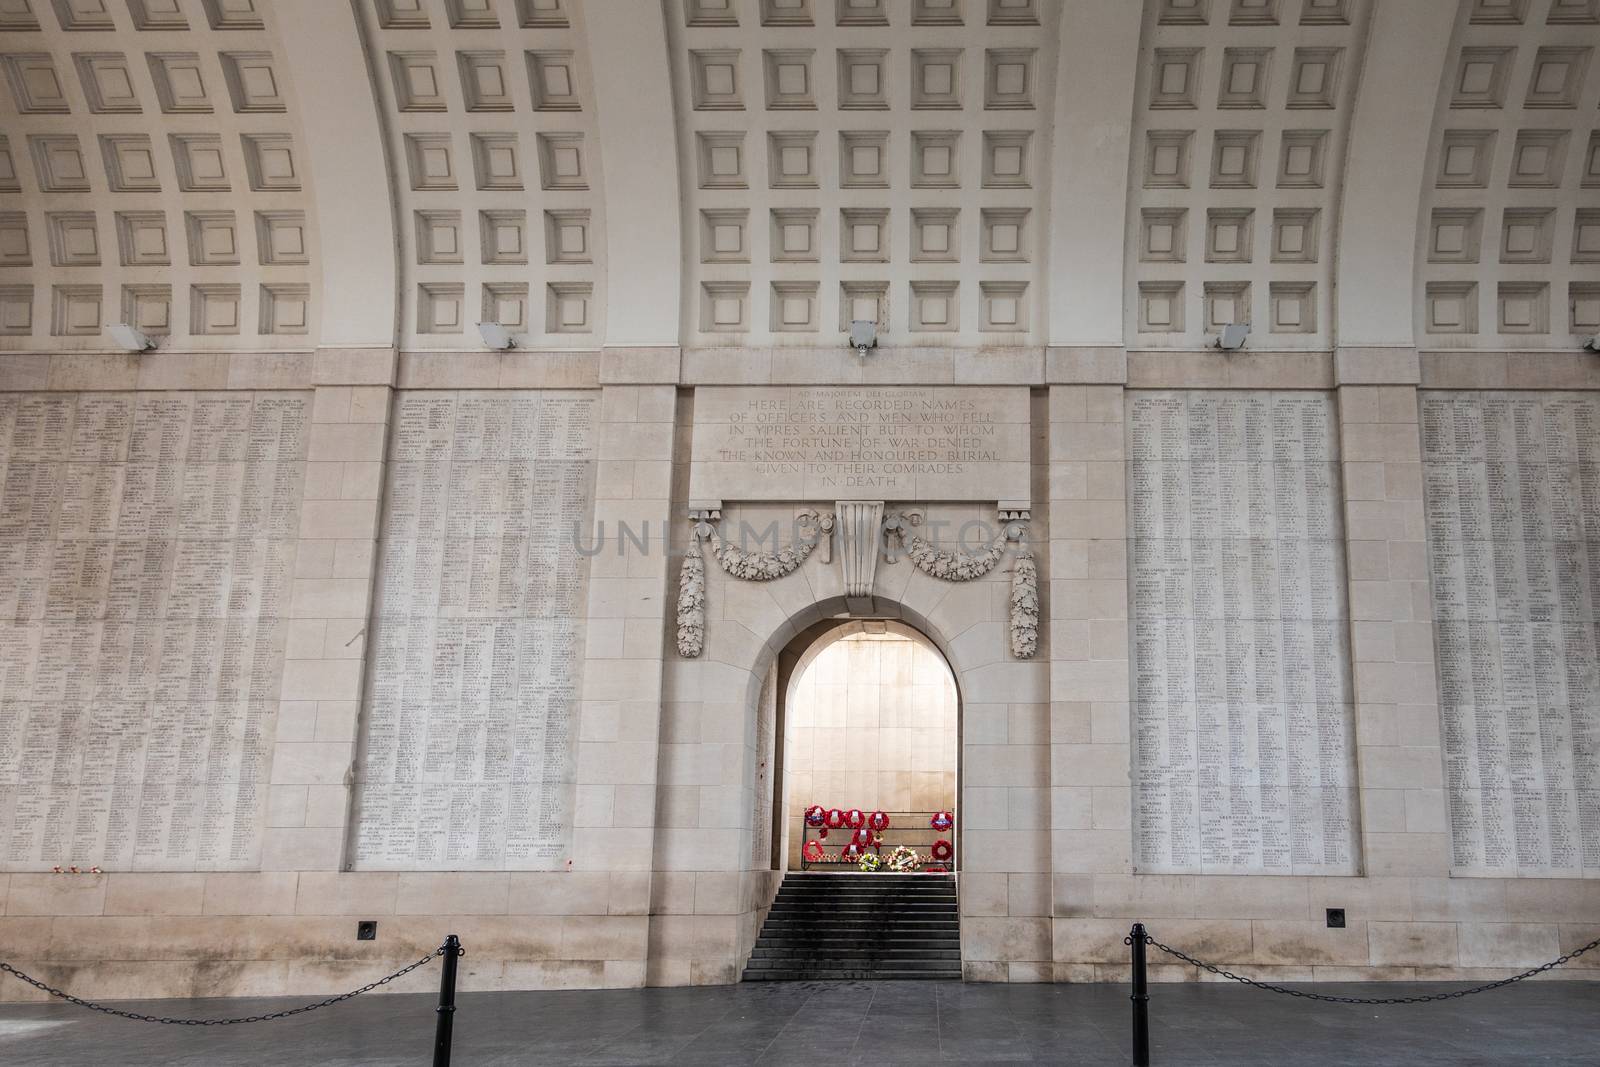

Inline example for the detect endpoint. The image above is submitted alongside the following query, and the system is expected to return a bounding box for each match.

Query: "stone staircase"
[742,871,961,981]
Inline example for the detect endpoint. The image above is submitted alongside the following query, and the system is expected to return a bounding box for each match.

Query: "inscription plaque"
[1129,392,1358,876]
[1422,393,1600,878]
[0,391,307,872]
[690,386,1030,503]
[350,391,597,871]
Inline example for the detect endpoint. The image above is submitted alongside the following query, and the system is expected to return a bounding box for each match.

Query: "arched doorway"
[741,616,964,979]
[649,537,1050,985]
[762,619,960,875]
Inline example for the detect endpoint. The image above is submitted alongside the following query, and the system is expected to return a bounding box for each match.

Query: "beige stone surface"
[689,385,1031,504]
[3,3,1598,998]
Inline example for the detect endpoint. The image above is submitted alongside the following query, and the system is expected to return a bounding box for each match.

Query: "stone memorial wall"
[350,391,598,871]
[3,0,1599,1000]
[0,391,307,872]
[1421,393,1600,879]
[1129,391,1358,876]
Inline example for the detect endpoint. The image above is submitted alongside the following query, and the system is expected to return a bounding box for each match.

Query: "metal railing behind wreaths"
[797,809,956,870]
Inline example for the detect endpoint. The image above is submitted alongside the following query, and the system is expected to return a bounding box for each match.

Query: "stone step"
[777,881,957,890]
[779,884,955,890]
[745,956,959,972]
[785,874,953,882]
[768,898,957,906]
[753,932,960,945]
[761,915,957,923]
[774,887,957,898]
[774,883,947,895]
[750,947,962,960]
[768,902,953,908]
[758,915,947,921]
[743,870,963,983]
[757,927,960,939]
[744,967,962,981]
[761,921,958,932]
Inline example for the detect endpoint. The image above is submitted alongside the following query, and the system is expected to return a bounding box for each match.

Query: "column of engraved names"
[353,391,597,870]
[0,392,304,872]
[1422,394,1600,877]
[1131,392,1356,875]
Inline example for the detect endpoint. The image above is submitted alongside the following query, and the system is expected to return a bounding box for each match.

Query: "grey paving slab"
[0,980,1595,1066]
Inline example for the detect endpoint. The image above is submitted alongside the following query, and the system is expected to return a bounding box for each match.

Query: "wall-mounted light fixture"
[1214,323,1250,351]
[476,321,516,350]
[849,319,877,357]
[106,323,157,352]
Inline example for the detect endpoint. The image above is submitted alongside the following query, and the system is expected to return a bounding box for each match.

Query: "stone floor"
[1,980,1597,1065]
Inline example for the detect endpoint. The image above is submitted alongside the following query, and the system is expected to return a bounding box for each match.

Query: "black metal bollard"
[433,934,462,1067]
[1129,923,1150,1067]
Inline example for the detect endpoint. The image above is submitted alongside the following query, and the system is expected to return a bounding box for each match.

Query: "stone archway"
[767,618,960,875]
[646,502,1051,986]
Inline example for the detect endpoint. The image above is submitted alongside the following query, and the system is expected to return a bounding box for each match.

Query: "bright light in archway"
[784,630,957,869]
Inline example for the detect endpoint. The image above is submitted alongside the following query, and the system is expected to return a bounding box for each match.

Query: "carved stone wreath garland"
[708,528,818,581]
[675,507,1038,661]
[674,544,706,659]
[906,534,1006,581]
[1010,548,1039,659]
[899,511,1038,661]
[676,511,831,658]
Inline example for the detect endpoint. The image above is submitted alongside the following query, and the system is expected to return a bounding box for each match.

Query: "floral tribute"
[805,805,956,871]
[885,845,922,872]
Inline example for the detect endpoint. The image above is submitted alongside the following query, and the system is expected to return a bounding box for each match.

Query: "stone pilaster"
[266,380,392,871]
[1336,385,1449,877]
[1047,384,1131,976]
[572,386,677,870]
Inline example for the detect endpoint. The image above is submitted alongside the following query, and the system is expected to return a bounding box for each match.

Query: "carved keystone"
[837,500,884,615]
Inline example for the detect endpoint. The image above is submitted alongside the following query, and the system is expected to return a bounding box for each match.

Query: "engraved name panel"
[1130,391,1359,876]
[1422,393,1600,878]
[0,391,307,872]
[350,391,597,871]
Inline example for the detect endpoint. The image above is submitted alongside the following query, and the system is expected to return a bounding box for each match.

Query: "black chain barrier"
[1122,922,1600,1067]
[3,933,466,1067]
[1142,929,1600,1005]
[0,948,443,1025]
